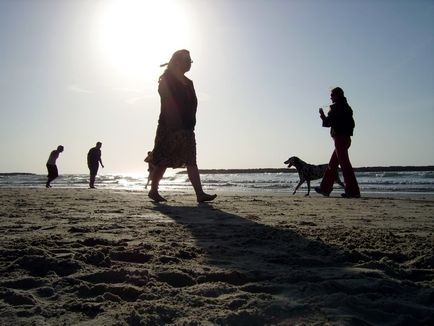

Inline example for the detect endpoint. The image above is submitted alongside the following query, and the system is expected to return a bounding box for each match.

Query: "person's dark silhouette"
[315,87,360,198]
[146,49,216,203]
[87,142,104,189]
[46,145,64,188]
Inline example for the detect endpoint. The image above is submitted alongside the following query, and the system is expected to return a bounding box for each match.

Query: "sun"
[96,0,193,79]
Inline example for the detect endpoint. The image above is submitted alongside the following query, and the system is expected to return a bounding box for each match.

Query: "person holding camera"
[315,87,360,198]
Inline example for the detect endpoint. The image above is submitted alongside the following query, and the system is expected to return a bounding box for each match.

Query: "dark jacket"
[87,147,101,168]
[321,101,355,137]
[158,71,197,130]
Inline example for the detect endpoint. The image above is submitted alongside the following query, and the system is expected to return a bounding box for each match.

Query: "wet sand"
[0,188,433,325]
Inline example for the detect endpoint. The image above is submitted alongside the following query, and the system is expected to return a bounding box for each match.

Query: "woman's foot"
[148,190,167,203]
[341,193,360,198]
[314,187,329,197]
[197,193,217,203]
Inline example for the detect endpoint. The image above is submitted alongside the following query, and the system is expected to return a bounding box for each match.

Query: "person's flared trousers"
[320,135,360,196]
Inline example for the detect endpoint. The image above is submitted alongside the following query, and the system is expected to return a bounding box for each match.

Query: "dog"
[284,156,344,196]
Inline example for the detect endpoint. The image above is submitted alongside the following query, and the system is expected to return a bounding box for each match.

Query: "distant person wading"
[46,145,64,188]
[145,49,216,203]
[87,142,104,189]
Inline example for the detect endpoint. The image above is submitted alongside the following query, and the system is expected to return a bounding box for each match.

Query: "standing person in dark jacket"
[145,49,216,203]
[87,142,104,189]
[315,87,360,198]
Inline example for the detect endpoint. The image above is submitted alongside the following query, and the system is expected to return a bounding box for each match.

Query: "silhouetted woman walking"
[146,49,216,203]
[315,87,360,198]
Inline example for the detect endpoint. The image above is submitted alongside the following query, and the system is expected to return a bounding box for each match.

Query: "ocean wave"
[1,172,433,194]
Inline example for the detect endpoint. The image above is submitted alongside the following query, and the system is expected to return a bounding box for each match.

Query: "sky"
[0,0,433,174]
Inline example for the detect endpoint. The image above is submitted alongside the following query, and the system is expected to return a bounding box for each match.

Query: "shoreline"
[1,188,433,324]
[2,185,434,198]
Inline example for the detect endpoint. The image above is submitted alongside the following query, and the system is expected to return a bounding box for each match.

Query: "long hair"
[331,87,348,104]
[159,49,190,82]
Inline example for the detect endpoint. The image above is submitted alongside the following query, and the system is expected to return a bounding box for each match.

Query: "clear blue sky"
[1,0,433,174]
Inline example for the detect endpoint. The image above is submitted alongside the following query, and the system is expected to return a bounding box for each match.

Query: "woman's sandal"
[197,193,217,203]
[148,191,167,203]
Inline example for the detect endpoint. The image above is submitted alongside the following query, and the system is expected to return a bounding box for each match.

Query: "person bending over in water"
[46,145,64,188]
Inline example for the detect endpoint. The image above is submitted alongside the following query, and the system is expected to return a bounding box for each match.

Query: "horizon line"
[2,165,434,176]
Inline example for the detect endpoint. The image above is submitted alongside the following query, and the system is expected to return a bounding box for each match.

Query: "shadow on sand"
[152,202,343,275]
[151,202,434,325]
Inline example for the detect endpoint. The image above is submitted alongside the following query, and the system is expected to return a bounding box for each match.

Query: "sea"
[1,170,434,194]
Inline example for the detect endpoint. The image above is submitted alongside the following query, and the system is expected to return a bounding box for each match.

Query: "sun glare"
[97,0,193,79]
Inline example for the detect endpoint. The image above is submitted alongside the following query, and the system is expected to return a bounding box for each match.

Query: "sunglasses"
[182,57,193,64]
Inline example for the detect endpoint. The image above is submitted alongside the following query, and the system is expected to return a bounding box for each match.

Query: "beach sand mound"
[0,188,433,325]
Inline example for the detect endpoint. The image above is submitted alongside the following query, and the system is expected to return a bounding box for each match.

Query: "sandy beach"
[0,188,433,325]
